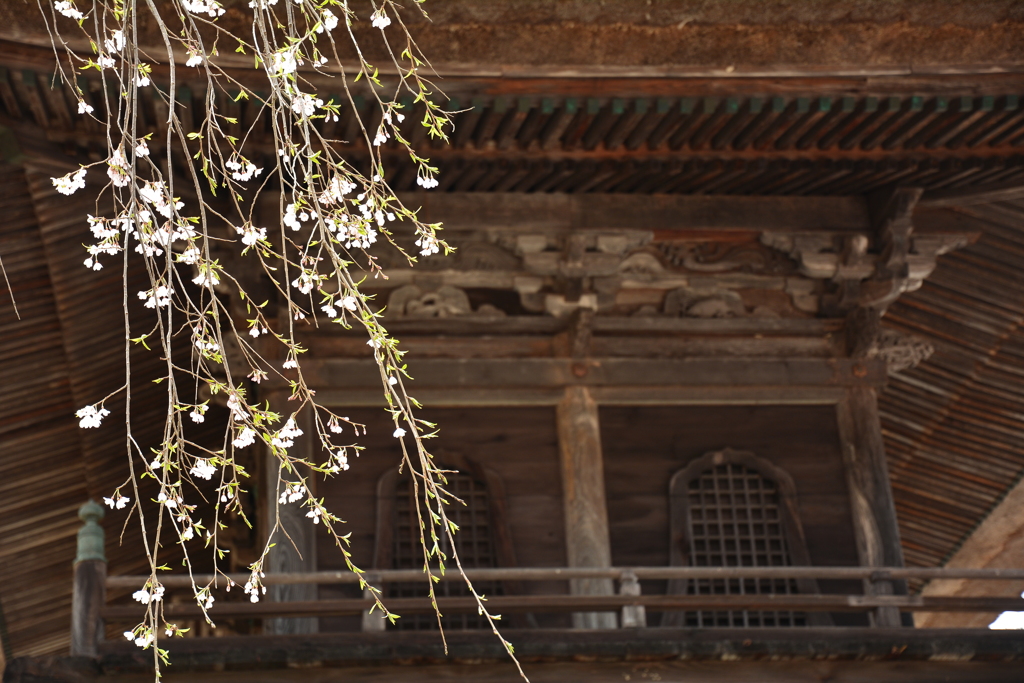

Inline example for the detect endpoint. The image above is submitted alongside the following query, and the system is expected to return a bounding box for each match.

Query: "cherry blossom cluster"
[132,584,165,605]
[123,627,154,649]
[51,168,86,195]
[279,482,307,505]
[189,404,208,424]
[270,417,304,451]
[182,0,226,18]
[326,447,352,473]
[103,492,131,510]
[189,458,217,480]
[226,158,262,182]
[305,501,323,524]
[138,285,173,309]
[76,404,110,429]
[195,587,215,611]
[157,490,183,509]
[320,294,358,319]
[242,569,266,604]
[46,0,484,668]
[53,1,83,21]
[232,426,257,449]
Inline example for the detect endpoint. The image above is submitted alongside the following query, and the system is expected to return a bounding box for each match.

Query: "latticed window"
[386,467,503,631]
[665,448,821,628]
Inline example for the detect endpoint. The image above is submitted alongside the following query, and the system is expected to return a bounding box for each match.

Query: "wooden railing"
[71,502,1024,656]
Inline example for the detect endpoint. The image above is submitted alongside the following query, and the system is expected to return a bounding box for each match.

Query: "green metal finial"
[75,499,106,564]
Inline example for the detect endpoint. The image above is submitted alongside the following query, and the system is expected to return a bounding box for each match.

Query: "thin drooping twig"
[0,251,18,319]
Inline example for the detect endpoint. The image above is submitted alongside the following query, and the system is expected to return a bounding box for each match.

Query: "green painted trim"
[75,499,106,564]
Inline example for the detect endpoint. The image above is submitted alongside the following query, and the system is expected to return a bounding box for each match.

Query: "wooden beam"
[101,593,1024,621]
[307,316,840,338]
[17,628,1020,683]
[107,565,1024,590]
[284,385,849,408]
[557,387,616,629]
[286,358,887,391]
[918,180,1024,208]
[402,192,871,233]
[53,659,1024,683]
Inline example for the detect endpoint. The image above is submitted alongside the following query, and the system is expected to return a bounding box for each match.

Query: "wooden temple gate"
[2,2,1024,680]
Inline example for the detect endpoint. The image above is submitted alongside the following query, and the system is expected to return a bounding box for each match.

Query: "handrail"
[100,592,1024,621]
[105,565,1024,589]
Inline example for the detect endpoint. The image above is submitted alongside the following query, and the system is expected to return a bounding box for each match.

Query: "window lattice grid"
[683,463,806,628]
[389,470,500,631]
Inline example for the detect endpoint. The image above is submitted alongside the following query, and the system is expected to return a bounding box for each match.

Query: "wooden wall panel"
[317,406,567,630]
[600,405,865,625]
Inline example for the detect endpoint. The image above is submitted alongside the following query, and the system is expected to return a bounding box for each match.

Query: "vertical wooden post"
[619,570,646,628]
[557,386,617,629]
[360,572,386,632]
[265,409,319,635]
[71,500,106,657]
[836,385,909,628]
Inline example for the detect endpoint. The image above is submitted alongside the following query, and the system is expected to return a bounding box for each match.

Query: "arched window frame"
[372,453,519,571]
[666,447,828,627]
[371,453,525,629]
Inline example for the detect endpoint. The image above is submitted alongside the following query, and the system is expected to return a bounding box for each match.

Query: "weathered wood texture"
[407,193,871,233]
[12,628,1022,683]
[557,387,616,629]
[316,407,568,631]
[107,565,1024,590]
[600,405,866,626]
[878,198,1024,583]
[665,448,829,627]
[264,410,318,635]
[3,159,230,658]
[58,659,1024,683]
[69,561,105,658]
[10,644,1024,683]
[836,388,909,627]
[290,358,887,391]
[0,162,89,660]
[100,592,1024,621]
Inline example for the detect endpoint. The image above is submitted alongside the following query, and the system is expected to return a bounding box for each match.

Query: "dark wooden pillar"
[835,385,909,627]
[71,500,107,657]
[557,386,617,629]
[264,408,319,635]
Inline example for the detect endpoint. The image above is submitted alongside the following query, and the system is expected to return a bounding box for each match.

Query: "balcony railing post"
[868,569,902,627]
[360,573,386,632]
[71,500,107,657]
[619,570,646,628]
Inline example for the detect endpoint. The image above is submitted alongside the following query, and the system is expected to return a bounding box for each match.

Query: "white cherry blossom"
[190,458,217,480]
[76,404,110,429]
[182,0,225,17]
[232,427,256,449]
[54,1,84,20]
[235,223,267,247]
[103,494,130,510]
[318,9,338,33]
[51,168,86,195]
[104,30,125,54]
[371,9,391,29]
[138,285,172,308]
